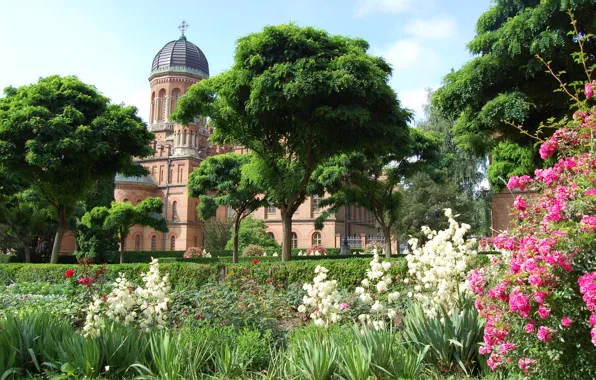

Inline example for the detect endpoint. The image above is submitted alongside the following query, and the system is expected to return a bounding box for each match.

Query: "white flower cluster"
[405,209,476,318]
[83,258,171,337]
[262,251,278,257]
[298,266,343,327]
[355,250,400,330]
[202,249,212,258]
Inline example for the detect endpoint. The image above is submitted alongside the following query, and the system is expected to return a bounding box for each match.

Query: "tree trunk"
[281,208,293,262]
[232,213,241,264]
[50,205,66,264]
[24,244,31,263]
[120,234,126,264]
[382,226,392,258]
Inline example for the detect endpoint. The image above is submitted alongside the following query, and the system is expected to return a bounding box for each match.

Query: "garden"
[1,1,596,379]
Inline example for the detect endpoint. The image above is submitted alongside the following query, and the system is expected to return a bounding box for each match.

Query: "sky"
[0,0,492,123]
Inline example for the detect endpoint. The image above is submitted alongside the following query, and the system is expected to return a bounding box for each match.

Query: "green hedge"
[0,255,18,264]
[0,257,407,291]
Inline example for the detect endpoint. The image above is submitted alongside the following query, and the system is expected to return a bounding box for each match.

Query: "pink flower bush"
[472,81,596,376]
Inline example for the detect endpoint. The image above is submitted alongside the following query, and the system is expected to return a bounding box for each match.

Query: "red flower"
[268,279,273,283]
[252,259,259,265]
[65,268,75,278]
[195,313,203,319]
[78,276,94,288]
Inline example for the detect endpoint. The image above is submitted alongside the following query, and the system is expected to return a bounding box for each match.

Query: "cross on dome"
[178,20,189,36]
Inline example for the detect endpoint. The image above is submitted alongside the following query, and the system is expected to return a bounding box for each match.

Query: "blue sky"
[0,0,492,122]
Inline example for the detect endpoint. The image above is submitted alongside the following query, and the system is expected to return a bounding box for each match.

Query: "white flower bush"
[404,208,477,318]
[355,250,400,330]
[83,258,171,337]
[298,265,343,327]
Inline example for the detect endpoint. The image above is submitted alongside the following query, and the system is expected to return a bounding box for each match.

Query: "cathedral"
[62,24,382,253]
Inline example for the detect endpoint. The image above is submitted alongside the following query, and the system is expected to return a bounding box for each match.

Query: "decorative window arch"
[170,235,176,250]
[122,198,129,203]
[312,195,321,212]
[135,235,141,251]
[172,201,178,221]
[292,232,298,248]
[151,235,157,251]
[312,232,322,245]
[267,232,275,241]
[136,199,142,205]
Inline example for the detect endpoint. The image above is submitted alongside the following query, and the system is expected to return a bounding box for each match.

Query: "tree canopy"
[187,152,267,262]
[0,75,155,263]
[224,216,278,251]
[175,24,410,260]
[433,1,596,189]
[82,197,168,264]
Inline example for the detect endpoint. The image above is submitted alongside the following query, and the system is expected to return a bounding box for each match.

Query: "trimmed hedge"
[0,257,408,291]
[0,255,18,264]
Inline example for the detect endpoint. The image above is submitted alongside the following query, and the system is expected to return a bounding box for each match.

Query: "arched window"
[135,235,141,251]
[171,88,181,113]
[170,235,176,250]
[267,232,275,241]
[158,89,166,121]
[136,199,142,205]
[227,207,234,219]
[267,204,277,214]
[292,232,298,248]
[172,201,178,221]
[122,198,129,203]
[312,232,322,245]
[151,236,156,251]
[150,92,156,122]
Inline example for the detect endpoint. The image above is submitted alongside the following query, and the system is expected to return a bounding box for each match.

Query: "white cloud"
[382,39,439,71]
[402,15,458,40]
[397,87,429,121]
[355,0,413,16]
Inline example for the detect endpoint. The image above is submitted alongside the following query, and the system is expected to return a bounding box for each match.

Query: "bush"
[0,255,18,264]
[305,244,328,256]
[225,216,278,250]
[241,244,266,257]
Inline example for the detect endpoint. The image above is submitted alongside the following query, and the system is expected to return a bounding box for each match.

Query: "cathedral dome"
[150,36,209,79]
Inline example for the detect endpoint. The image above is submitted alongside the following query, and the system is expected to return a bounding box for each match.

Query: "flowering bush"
[354,250,400,330]
[242,244,266,257]
[405,209,477,318]
[305,244,328,256]
[183,247,212,258]
[471,77,596,376]
[298,265,343,327]
[83,258,171,337]
[364,241,384,255]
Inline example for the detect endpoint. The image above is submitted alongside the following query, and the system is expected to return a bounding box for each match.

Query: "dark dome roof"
[150,36,209,78]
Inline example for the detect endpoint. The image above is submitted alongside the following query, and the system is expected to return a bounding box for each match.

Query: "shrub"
[225,216,278,250]
[241,244,265,257]
[183,247,212,259]
[306,244,328,256]
[364,241,384,254]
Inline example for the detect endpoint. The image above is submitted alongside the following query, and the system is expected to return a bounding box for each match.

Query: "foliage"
[82,197,168,264]
[470,79,596,376]
[202,217,232,251]
[434,3,596,188]
[183,247,211,259]
[225,216,277,251]
[306,244,328,256]
[396,172,478,243]
[0,75,154,263]
[175,23,411,260]
[188,153,268,263]
[403,295,485,376]
[315,127,441,257]
[241,244,266,257]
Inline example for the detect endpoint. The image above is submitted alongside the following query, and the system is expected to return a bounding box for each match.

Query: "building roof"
[114,173,157,187]
[150,36,209,79]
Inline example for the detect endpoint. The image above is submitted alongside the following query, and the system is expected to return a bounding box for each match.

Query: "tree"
[395,172,475,244]
[315,128,441,257]
[0,75,154,263]
[0,190,53,262]
[224,216,278,252]
[82,197,168,264]
[187,153,268,263]
[433,2,596,189]
[202,218,232,251]
[175,24,410,260]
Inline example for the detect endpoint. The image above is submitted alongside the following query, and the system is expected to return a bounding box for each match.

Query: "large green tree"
[224,216,278,252]
[188,153,268,263]
[82,198,168,264]
[0,75,154,263]
[433,1,596,189]
[175,24,410,260]
[0,190,53,263]
[314,128,441,257]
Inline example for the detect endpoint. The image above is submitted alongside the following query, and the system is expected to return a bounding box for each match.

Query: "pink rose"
[340,302,349,310]
[585,82,594,99]
[525,320,535,333]
[537,326,552,342]
[561,316,571,327]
